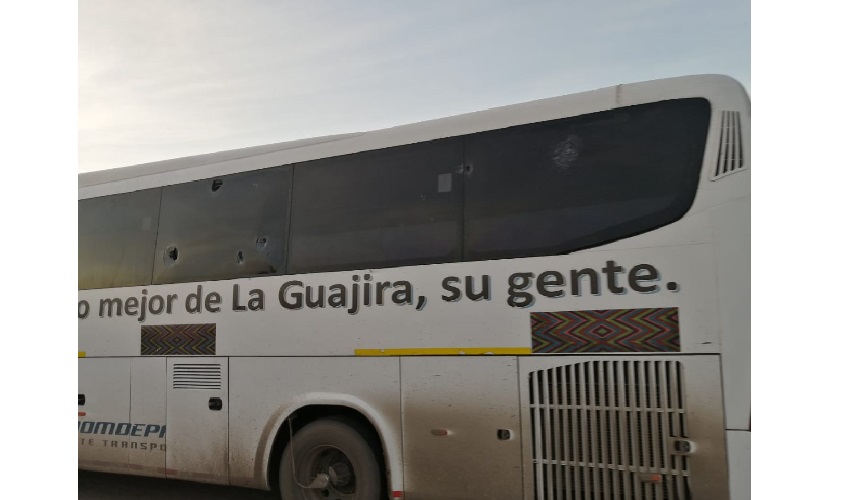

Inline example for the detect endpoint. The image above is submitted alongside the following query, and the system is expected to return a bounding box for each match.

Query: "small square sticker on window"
[437,173,452,193]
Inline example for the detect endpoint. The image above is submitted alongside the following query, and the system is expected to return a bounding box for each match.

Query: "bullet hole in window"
[236,250,244,264]
[552,135,582,169]
[164,246,179,266]
[256,236,267,250]
[211,178,223,192]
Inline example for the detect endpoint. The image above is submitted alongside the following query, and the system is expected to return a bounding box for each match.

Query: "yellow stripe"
[355,347,532,356]
[78,351,86,358]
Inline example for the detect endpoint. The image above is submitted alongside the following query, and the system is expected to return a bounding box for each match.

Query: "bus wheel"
[279,418,381,500]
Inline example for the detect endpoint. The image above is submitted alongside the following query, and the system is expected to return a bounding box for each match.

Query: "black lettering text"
[629,264,660,293]
[507,272,535,308]
[537,271,565,298]
[99,298,123,318]
[248,289,264,311]
[205,292,221,312]
[78,300,90,319]
[441,277,462,302]
[186,286,203,313]
[328,285,345,308]
[279,281,304,310]
[125,297,139,316]
[465,275,491,301]
[570,269,600,296]
[391,281,413,305]
[602,260,626,294]
[232,284,247,311]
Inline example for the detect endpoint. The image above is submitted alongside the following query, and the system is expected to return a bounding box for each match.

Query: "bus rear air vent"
[172,363,222,390]
[528,360,691,499]
[712,111,746,180]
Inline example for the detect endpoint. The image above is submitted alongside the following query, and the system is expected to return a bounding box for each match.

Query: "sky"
[78,0,750,173]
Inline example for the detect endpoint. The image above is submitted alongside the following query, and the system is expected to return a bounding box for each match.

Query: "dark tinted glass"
[78,188,162,290]
[288,139,464,274]
[464,98,711,260]
[152,166,292,284]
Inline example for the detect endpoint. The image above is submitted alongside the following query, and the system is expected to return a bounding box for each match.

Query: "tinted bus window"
[78,188,162,290]
[463,98,711,261]
[152,166,292,284]
[288,139,464,274]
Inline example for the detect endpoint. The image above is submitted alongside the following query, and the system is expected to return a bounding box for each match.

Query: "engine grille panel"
[172,363,222,390]
[711,110,745,180]
[529,360,690,500]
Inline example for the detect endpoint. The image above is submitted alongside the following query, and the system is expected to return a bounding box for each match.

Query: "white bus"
[78,74,750,500]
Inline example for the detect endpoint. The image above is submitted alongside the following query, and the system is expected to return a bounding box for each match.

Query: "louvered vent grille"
[172,363,222,390]
[529,360,690,500]
[712,111,745,179]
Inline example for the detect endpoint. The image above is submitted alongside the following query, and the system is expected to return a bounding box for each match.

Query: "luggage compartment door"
[401,356,523,500]
[78,358,131,473]
[166,358,229,484]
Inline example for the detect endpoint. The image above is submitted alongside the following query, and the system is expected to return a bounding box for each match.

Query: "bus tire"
[279,418,382,500]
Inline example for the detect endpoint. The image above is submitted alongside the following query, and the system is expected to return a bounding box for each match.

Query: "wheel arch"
[256,393,401,495]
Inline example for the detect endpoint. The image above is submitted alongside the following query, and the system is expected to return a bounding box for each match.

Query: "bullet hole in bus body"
[164,246,178,266]
[211,178,223,192]
[236,250,244,265]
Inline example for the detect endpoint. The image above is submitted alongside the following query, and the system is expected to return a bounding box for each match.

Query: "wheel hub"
[300,446,358,499]
[328,461,353,487]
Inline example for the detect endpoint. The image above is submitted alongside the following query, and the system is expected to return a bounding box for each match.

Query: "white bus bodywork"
[79,74,750,500]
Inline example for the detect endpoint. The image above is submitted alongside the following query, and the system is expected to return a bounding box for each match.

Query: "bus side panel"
[400,356,523,500]
[726,430,750,500]
[711,193,751,431]
[78,358,131,473]
[228,357,402,492]
[127,357,167,477]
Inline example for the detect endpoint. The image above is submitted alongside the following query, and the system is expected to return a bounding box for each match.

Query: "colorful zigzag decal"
[530,308,679,353]
[140,324,216,355]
